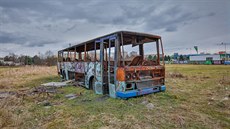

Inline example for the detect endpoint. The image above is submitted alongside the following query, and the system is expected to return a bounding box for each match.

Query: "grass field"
[0,65,229,129]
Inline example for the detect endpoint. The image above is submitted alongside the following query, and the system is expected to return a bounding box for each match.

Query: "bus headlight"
[132,73,138,80]
[126,73,131,80]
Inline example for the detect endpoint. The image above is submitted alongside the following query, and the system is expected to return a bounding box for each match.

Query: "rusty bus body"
[57,31,165,98]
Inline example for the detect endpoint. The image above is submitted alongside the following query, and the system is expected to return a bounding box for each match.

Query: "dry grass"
[0,66,59,128]
[0,94,26,128]
[0,65,229,129]
[0,66,57,90]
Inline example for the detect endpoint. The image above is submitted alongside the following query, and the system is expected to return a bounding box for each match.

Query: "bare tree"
[45,50,57,66]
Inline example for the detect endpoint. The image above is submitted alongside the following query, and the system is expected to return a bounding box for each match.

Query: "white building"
[189,54,221,61]
[0,58,4,63]
[130,51,138,57]
[189,54,221,64]
[3,61,14,65]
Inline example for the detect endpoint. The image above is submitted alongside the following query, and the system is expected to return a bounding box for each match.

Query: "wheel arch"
[88,75,95,90]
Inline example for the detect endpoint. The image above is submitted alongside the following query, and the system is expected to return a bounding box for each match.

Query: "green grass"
[24,75,60,88]
[0,65,229,128]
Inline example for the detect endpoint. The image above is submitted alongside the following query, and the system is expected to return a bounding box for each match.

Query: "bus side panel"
[61,62,66,80]
[94,62,103,94]
[58,62,63,79]
[116,81,126,92]
[66,62,76,72]
[75,62,84,73]
[84,62,95,89]
[57,61,63,76]
[74,62,85,85]
[109,83,116,98]
[84,62,89,88]
[63,62,76,80]
[63,62,69,80]
[57,62,60,74]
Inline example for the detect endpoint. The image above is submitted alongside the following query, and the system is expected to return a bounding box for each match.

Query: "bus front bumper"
[116,85,166,99]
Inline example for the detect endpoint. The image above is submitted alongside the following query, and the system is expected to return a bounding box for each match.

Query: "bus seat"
[128,56,143,66]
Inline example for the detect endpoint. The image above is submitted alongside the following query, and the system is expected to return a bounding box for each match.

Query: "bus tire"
[89,76,95,90]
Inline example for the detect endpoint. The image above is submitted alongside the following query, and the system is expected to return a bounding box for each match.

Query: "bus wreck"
[57,31,165,98]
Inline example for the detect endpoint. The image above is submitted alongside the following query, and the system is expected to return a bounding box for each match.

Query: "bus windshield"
[121,42,160,66]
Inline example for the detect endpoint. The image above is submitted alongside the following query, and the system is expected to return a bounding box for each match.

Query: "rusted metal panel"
[124,65,164,71]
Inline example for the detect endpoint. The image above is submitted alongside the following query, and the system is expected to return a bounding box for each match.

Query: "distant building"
[219,51,226,54]
[0,58,4,63]
[189,54,221,64]
[173,53,179,59]
[3,61,14,65]
[130,51,138,57]
[219,51,230,60]
[200,52,206,54]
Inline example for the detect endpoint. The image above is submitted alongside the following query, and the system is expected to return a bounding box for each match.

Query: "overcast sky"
[0,0,229,57]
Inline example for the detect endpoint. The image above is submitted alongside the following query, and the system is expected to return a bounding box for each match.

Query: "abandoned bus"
[57,31,165,98]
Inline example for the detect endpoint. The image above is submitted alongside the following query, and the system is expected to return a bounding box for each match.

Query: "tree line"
[0,50,57,66]
[147,55,172,61]
[147,54,189,61]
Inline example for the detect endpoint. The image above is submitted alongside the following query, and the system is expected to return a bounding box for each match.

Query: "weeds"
[0,65,230,128]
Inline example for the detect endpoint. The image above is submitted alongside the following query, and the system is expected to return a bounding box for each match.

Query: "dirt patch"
[0,91,16,99]
[201,76,210,79]
[95,95,109,102]
[219,75,230,85]
[0,109,16,128]
[168,72,185,78]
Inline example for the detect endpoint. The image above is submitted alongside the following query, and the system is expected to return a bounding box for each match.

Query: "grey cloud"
[1,0,215,32]
[64,24,78,33]
[165,26,177,32]
[23,39,63,47]
[0,31,62,47]
[0,0,67,23]
[143,5,216,32]
[24,39,62,47]
[0,32,26,44]
[0,0,227,57]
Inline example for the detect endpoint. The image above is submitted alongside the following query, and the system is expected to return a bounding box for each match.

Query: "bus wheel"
[89,77,95,90]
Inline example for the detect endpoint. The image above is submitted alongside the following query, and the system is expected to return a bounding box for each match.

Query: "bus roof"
[59,31,161,52]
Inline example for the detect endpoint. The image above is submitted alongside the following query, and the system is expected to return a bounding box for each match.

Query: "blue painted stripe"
[95,34,117,42]
[224,61,230,65]
[116,85,166,98]
[160,85,166,91]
